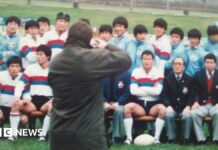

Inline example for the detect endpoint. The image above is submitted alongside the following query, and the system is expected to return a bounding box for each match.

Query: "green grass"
[0,1,218,35]
[0,2,218,149]
[0,137,218,150]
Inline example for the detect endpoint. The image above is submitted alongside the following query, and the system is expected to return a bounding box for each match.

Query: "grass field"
[0,1,218,150]
[0,137,218,150]
[0,0,218,35]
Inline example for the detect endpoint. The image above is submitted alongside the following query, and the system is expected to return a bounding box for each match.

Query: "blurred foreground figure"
[48,21,131,150]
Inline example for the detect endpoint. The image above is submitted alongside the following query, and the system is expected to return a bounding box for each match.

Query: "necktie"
[209,71,213,79]
[176,75,180,82]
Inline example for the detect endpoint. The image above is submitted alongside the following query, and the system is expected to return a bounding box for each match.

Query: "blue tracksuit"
[165,42,186,70]
[204,38,218,67]
[103,71,131,105]
[109,32,132,52]
[126,39,155,72]
[183,45,207,77]
[0,32,21,70]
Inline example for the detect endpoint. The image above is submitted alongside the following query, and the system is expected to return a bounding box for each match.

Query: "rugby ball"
[134,134,155,146]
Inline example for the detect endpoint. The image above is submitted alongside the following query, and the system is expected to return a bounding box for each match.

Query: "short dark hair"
[153,18,167,30]
[187,28,201,39]
[172,57,186,66]
[6,56,22,68]
[80,18,90,25]
[99,24,112,34]
[5,16,20,26]
[36,45,52,60]
[133,24,148,37]
[112,16,128,28]
[170,27,184,40]
[204,53,217,63]
[37,16,50,25]
[141,50,155,60]
[207,25,218,36]
[56,12,70,22]
[25,20,39,30]
[65,21,93,47]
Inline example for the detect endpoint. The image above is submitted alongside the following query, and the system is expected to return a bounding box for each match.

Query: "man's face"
[189,37,200,48]
[205,59,216,72]
[38,21,50,36]
[99,31,112,42]
[6,21,19,36]
[56,19,69,33]
[37,51,49,65]
[8,63,21,78]
[173,58,185,74]
[142,54,154,70]
[171,34,182,45]
[114,24,126,37]
[209,34,218,43]
[136,33,147,42]
[27,27,39,37]
[154,26,165,37]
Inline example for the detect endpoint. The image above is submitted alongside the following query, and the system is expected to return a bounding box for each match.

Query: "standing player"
[165,27,185,74]
[43,12,70,58]
[19,20,45,69]
[149,18,171,73]
[37,16,51,38]
[109,16,132,51]
[0,16,21,70]
[183,28,206,77]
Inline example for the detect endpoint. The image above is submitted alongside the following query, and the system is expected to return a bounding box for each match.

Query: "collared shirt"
[206,70,214,79]
[174,73,183,81]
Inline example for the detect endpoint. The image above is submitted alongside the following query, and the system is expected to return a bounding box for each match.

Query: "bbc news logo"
[0,128,42,137]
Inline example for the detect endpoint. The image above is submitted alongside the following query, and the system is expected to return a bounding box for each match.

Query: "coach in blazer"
[191,53,218,144]
[163,57,194,144]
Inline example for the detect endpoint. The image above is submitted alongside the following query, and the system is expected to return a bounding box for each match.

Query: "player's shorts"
[0,106,11,123]
[31,95,52,110]
[132,99,162,114]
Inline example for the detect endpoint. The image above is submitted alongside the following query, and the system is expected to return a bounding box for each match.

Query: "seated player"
[0,56,28,128]
[123,51,166,144]
[8,45,52,141]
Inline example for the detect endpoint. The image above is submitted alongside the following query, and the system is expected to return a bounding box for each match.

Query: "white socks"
[124,117,133,141]
[154,117,165,140]
[10,112,20,137]
[41,114,50,137]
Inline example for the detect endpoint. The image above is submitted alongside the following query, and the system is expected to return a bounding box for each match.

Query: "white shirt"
[130,66,164,102]
[15,63,53,99]
[43,28,68,59]
[0,71,21,107]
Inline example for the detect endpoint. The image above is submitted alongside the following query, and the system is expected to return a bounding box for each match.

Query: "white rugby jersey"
[43,29,68,59]
[0,71,21,107]
[130,66,164,102]
[149,34,172,73]
[14,63,52,99]
[19,34,45,69]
